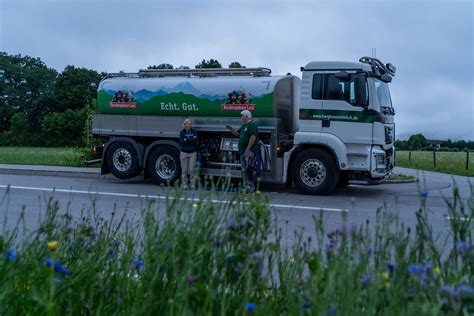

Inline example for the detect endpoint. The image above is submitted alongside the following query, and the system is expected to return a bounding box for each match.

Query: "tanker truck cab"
[289,57,396,194]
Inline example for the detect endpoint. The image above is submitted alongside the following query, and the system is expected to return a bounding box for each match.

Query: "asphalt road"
[0,167,472,247]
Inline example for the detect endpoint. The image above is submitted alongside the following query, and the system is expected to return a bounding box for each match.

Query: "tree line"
[0,52,244,147]
[395,134,474,151]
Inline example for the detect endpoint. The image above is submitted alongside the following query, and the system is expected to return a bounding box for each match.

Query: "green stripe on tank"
[299,109,382,123]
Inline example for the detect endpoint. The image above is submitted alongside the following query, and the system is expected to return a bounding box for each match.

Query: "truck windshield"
[372,78,392,107]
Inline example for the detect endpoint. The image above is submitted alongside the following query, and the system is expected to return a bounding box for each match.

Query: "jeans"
[240,155,256,192]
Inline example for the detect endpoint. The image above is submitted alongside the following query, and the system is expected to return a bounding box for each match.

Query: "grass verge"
[0,147,93,167]
[396,151,474,177]
[1,182,473,315]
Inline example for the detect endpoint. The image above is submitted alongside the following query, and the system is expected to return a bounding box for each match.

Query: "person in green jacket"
[225,110,259,192]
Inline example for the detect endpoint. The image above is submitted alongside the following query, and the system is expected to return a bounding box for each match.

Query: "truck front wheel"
[106,141,141,179]
[291,148,339,195]
[147,146,181,185]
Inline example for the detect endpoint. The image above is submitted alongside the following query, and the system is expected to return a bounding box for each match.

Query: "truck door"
[298,72,324,135]
[321,73,372,145]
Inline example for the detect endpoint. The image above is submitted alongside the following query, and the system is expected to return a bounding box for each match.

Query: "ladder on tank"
[103,67,272,79]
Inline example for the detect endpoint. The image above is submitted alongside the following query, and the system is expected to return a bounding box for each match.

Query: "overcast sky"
[1,0,473,140]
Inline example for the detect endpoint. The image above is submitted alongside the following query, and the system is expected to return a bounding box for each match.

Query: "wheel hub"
[155,154,176,180]
[113,148,132,172]
[300,159,326,187]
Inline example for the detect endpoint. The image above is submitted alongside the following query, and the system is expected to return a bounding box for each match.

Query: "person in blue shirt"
[179,119,198,189]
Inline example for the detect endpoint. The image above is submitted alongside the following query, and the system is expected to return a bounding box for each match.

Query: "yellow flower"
[433,267,441,276]
[48,241,58,250]
[382,272,389,280]
[385,282,391,289]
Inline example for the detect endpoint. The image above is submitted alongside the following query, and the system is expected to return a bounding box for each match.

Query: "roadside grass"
[0,147,93,167]
[1,182,473,315]
[396,151,474,177]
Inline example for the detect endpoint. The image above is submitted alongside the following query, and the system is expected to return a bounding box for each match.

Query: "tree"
[147,63,174,69]
[0,52,58,131]
[53,65,102,112]
[408,134,423,150]
[195,59,222,68]
[228,62,245,68]
[395,139,408,150]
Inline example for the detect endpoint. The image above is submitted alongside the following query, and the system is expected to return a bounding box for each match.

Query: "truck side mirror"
[356,76,368,107]
[335,71,351,81]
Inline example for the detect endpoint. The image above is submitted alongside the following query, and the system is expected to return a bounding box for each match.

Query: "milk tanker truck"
[91,57,396,195]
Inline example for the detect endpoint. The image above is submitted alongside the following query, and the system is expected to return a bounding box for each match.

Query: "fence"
[396,150,474,177]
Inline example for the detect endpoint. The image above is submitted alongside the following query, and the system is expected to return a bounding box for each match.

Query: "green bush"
[42,109,90,147]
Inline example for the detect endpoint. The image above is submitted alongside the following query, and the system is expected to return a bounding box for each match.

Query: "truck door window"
[325,74,367,107]
[311,74,323,100]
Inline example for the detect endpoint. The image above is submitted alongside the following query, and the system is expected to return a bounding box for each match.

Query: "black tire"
[106,141,141,179]
[291,148,339,195]
[147,146,181,185]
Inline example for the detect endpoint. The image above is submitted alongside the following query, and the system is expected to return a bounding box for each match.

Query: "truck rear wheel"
[147,146,181,185]
[291,148,339,195]
[106,141,141,179]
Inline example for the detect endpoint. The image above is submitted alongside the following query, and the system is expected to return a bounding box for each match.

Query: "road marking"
[0,185,348,212]
[445,216,471,222]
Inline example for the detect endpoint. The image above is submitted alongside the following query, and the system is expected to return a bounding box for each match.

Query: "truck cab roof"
[303,61,372,72]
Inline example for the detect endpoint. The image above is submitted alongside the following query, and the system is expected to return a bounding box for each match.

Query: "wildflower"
[245,302,256,313]
[192,203,198,208]
[385,282,391,289]
[419,191,428,197]
[134,259,144,270]
[456,241,472,258]
[387,262,395,273]
[327,306,337,314]
[367,247,373,255]
[441,285,459,301]
[53,261,69,276]
[325,242,334,252]
[45,258,53,267]
[457,284,474,298]
[381,272,389,280]
[301,303,312,310]
[187,275,197,285]
[432,266,441,276]
[48,241,58,251]
[407,263,424,275]
[6,248,17,261]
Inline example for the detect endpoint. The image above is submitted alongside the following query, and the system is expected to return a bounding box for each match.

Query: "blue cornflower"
[53,261,69,276]
[457,284,474,298]
[226,255,234,263]
[327,306,337,314]
[325,242,334,252]
[360,274,373,286]
[367,247,373,255]
[419,191,428,197]
[387,262,395,273]
[6,248,17,261]
[456,241,472,257]
[45,258,53,267]
[408,263,424,275]
[441,285,459,301]
[301,303,312,310]
[134,259,144,270]
[187,275,197,285]
[245,302,256,313]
